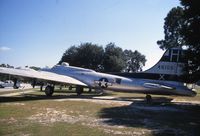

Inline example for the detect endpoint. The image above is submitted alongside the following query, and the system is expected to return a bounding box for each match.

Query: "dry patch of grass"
[0,88,200,136]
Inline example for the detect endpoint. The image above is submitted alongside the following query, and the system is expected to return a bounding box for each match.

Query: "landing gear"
[69,85,73,90]
[88,88,92,93]
[95,88,104,95]
[76,86,83,96]
[13,78,19,89]
[146,94,152,103]
[45,85,54,96]
[59,85,63,90]
[40,84,43,91]
[32,80,36,88]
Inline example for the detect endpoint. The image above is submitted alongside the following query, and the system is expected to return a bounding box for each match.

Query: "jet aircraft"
[0,47,196,101]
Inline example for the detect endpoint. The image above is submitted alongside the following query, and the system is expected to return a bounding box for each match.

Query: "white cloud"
[0,46,11,51]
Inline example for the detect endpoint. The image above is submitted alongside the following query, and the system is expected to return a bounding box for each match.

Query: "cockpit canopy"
[52,62,95,73]
[61,62,69,67]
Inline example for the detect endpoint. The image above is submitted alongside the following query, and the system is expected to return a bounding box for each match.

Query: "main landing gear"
[44,85,88,96]
[68,85,84,95]
[146,94,152,103]
[13,78,19,89]
[76,86,83,96]
[45,85,54,96]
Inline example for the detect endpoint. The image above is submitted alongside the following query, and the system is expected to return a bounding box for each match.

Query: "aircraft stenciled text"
[158,65,174,71]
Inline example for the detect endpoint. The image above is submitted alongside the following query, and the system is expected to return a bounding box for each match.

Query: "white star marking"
[100,79,107,87]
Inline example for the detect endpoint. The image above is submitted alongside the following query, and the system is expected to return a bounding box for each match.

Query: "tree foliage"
[29,66,41,71]
[59,43,146,73]
[123,50,146,72]
[180,0,200,82]
[59,43,104,71]
[0,64,14,68]
[157,6,185,50]
[103,43,125,72]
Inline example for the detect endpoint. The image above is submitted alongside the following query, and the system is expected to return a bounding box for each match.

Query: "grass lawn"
[0,87,200,136]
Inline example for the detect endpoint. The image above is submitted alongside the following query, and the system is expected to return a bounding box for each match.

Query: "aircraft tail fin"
[144,47,186,76]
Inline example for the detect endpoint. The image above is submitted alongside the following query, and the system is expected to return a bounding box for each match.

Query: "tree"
[180,0,200,82]
[0,64,7,67]
[59,43,104,71]
[59,45,78,66]
[157,6,185,50]
[59,42,146,73]
[103,43,125,72]
[0,64,14,68]
[123,50,146,72]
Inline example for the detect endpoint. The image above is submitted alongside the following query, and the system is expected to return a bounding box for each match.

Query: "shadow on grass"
[0,90,115,103]
[117,96,173,103]
[98,100,200,136]
[0,89,173,104]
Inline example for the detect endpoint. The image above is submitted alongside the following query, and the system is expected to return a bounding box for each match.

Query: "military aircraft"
[0,47,196,101]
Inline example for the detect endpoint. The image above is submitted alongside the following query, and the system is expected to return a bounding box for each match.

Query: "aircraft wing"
[0,67,87,86]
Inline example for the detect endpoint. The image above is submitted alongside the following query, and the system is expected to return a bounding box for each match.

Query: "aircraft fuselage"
[47,65,196,97]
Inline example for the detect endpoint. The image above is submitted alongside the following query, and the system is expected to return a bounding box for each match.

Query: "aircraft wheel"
[95,89,104,95]
[13,86,19,89]
[88,88,92,93]
[76,86,83,96]
[60,85,63,90]
[45,85,54,96]
[146,94,152,103]
[69,85,72,90]
[13,78,19,89]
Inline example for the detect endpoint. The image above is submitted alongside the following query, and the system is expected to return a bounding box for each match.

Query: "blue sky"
[0,0,180,70]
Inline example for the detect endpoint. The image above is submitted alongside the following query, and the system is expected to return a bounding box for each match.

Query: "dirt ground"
[0,88,200,136]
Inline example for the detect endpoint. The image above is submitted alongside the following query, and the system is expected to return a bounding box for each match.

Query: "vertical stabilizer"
[144,47,186,76]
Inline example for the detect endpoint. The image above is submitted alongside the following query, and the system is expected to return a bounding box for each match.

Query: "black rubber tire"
[146,94,152,103]
[88,88,92,93]
[76,86,83,96]
[69,86,73,90]
[13,86,19,89]
[45,85,54,96]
